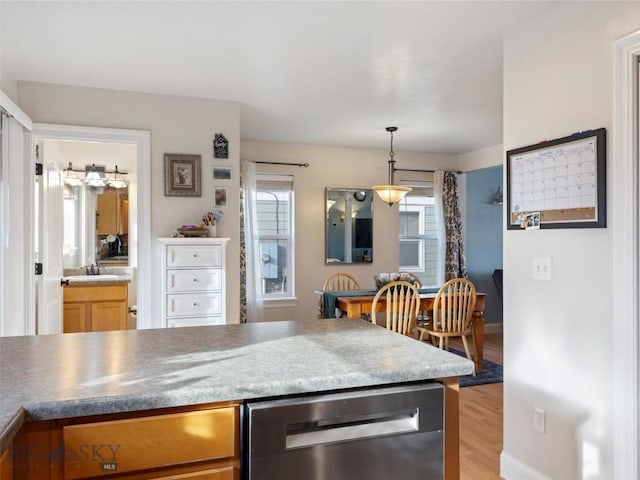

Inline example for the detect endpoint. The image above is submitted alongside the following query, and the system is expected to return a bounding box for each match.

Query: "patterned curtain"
[239,174,247,323]
[239,160,264,322]
[443,171,467,280]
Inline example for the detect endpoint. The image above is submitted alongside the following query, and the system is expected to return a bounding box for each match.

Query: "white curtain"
[433,170,446,286]
[240,160,264,322]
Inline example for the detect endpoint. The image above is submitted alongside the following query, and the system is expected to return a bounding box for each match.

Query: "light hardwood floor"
[452,333,504,480]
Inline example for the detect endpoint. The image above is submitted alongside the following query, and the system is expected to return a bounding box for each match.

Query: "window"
[399,185,439,287]
[256,174,295,299]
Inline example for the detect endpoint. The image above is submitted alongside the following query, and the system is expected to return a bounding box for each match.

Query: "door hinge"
[35,263,43,275]
[35,162,43,176]
[35,144,39,159]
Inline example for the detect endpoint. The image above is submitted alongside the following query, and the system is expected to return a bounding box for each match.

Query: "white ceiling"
[1,1,556,154]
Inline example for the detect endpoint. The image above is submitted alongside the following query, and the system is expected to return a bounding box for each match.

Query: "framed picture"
[213,133,229,159]
[164,154,201,197]
[214,187,228,207]
[213,167,232,180]
[506,128,606,230]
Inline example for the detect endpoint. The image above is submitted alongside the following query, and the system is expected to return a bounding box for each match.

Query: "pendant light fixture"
[372,127,411,206]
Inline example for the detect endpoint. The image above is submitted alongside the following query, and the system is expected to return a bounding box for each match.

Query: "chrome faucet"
[85,264,101,275]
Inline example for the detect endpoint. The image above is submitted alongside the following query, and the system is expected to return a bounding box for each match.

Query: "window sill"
[263,297,298,309]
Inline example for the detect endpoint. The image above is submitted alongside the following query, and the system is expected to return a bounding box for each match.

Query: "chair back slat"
[371,280,420,337]
[323,272,361,291]
[433,278,477,333]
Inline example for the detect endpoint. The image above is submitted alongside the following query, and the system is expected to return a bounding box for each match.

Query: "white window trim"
[256,174,295,300]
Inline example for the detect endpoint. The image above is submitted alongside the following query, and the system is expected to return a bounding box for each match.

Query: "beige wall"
[15,80,462,326]
[241,140,459,321]
[458,144,503,171]
[502,2,640,479]
[18,81,241,326]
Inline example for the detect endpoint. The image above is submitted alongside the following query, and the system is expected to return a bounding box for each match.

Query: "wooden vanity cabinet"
[96,189,128,236]
[11,402,240,480]
[63,284,128,333]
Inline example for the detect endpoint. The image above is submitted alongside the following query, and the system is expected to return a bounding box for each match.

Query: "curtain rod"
[255,161,309,168]
[394,167,462,174]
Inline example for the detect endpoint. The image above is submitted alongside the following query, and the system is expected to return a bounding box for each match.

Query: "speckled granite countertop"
[0,319,473,451]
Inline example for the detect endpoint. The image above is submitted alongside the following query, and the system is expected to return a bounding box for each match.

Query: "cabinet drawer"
[167,245,222,267]
[63,407,238,479]
[167,293,222,317]
[167,316,225,328]
[167,269,222,293]
[154,466,236,479]
[64,284,128,302]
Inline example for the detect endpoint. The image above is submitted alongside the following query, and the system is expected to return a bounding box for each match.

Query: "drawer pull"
[193,253,198,258]
[193,302,198,307]
[193,278,198,282]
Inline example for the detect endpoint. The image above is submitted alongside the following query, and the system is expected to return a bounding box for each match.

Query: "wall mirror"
[325,188,373,264]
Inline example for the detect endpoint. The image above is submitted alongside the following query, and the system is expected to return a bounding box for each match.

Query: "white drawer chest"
[158,237,230,328]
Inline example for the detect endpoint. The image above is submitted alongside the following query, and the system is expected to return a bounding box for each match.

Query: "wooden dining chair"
[398,271,429,324]
[370,280,421,337]
[417,277,477,371]
[320,272,362,318]
[322,272,361,291]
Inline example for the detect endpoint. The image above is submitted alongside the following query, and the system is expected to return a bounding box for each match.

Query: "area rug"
[449,348,503,388]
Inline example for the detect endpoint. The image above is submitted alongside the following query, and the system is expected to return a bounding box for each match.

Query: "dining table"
[321,288,487,374]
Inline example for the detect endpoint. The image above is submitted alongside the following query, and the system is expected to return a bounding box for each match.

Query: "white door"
[36,140,64,334]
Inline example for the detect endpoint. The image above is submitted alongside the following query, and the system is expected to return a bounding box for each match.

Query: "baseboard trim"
[484,323,503,334]
[500,452,551,480]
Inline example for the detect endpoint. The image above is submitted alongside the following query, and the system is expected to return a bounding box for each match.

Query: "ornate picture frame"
[164,153,201,197]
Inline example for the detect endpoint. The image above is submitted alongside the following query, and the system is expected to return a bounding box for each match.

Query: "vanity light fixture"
[62,163,128,188]
[85,164,106,187]
[107,165,128,189]
[63,162,83,187]
[372,127,411,206]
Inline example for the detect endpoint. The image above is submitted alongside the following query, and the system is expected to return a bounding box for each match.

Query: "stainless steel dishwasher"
[244,382,444,480]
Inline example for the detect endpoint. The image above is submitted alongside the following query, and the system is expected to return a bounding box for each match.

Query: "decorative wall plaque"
[214,133,229,159]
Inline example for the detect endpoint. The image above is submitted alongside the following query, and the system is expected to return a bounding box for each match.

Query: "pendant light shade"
[372,127,411,206]
[371,184,411,205]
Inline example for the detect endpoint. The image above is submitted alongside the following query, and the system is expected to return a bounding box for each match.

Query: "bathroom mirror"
[63,184,129,268]
[325,188,373,264]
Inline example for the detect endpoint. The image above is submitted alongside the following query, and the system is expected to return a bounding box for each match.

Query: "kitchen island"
[0,319,473,479]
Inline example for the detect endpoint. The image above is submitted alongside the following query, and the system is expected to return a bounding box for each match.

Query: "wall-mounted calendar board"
[506,128,606,230]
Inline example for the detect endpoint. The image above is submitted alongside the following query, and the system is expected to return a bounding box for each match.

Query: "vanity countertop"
[0,319,473,452]
[62,266,133,285]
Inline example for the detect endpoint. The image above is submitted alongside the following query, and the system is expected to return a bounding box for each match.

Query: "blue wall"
[465,166,503,324]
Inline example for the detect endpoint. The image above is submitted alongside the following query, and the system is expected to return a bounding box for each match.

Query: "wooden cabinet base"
[63,284,128,333]
[0,448,12,480]
[12,403,240,480]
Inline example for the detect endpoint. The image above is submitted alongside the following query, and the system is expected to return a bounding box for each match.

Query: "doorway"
[32,124,151,332]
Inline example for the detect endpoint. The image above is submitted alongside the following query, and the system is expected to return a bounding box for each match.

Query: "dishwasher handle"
[285,409,419,449]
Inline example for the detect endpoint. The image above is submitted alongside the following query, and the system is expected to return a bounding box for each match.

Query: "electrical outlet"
[533,407,546,433]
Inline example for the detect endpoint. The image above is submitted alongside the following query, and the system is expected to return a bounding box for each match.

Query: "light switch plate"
[532,257,552,281]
